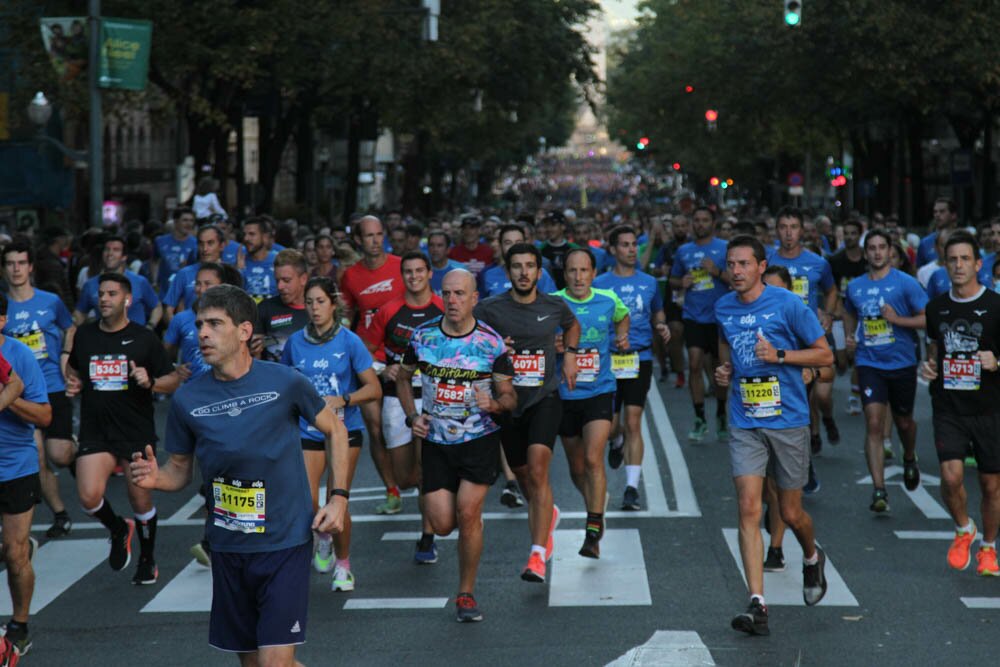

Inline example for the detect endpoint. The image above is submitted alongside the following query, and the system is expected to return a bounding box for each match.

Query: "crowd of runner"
[0,196,997,663]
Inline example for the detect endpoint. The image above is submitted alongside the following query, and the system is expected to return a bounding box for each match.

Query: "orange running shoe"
[976,546,999,577]
[947,522,977,571]
[521,551,546,583]
[545,504,561,562]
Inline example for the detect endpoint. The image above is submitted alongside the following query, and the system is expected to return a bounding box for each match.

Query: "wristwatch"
[343,393,351,407]
[405,412,420,427]
[777,349,786,364]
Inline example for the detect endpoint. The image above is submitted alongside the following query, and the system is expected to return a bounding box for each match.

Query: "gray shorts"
[729,426,810,490]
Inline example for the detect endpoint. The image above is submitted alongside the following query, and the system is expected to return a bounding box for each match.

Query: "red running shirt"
[339,254,405,355]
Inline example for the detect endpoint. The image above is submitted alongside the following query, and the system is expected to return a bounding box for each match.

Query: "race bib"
[512,350,545,387]
[739,375,782,418]
[612,352,640,379]
[434,379,473,418]
[89,354,128,391]
[943,353,981,391]
[15,330,47,360]
[212,476,266,533]
[576,348,600,383]
[690,267,713,291]
[792,276,809,303]
[862,316,894,346]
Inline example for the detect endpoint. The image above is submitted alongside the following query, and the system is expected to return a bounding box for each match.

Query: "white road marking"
[648,382,701,516]
[0,539,107,615]
[894,530,954,540]
[961,597,1000,609]
[721,528,859,606]
[606,630,715,666]
[163,493,206,525]
[855,467,948,520]
[343,598,449,610]
[549,529,651,607]
[141,561,212,612]
[380,531,457,541]
[639,415,670,517]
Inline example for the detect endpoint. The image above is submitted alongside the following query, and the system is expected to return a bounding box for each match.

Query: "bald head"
[440,268,478,329]
[355,215,386,259]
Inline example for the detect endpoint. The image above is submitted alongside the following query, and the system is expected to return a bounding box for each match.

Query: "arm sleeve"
[339,273,357,310]
[54,299,73,330]
[611,292,630,322]
[651,283,664,314]
[843,288,857,316]
[367,305,389,350]
[209,193,226,217]
[18,350,48,402]
[925,305,938,342]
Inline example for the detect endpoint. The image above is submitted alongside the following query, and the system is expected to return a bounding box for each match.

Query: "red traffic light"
[830,175,847,187]
[684,85,694,93]
[709,176,720,187]
[672,162,681,171]
[639,136,650,146]
[705,109,718,122]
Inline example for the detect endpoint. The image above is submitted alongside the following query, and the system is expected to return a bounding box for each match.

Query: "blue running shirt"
[76,271,160,325]
[3,289,72,392]
[242,250,279,302]
[153,234,198,293]
[480,264,557,298]
[765,248,834,313]
[843,269,928,370]
[163,309,211,381]
[670,238,729,323]
[594,270,663,364]
[0,338,48,481]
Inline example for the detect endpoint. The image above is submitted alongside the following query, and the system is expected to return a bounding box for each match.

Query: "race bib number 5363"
[90,354,128,391]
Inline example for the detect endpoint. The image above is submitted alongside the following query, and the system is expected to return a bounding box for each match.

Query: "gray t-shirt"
[474,291,577,416]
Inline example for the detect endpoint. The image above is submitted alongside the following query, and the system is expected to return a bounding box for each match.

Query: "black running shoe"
[803,547,828,606]
[763,547,785,572]
[607,438,625,470]
[579,531,601,559]
[46,513,72,538]
[823,418,840,445]
[456,593,483,623]
[500,481,525,508]
[109,518,135,571]
[870,488,890,514]
[3,622,32,657]
[621,486,640,511]
[731,598,769,636]
[132,557,158,585]
[903,457,920,491]
[803,463,820,495]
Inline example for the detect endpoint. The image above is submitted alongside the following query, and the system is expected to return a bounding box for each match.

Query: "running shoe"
[902,456,920,491]
[810,433,822,455]
[455,593,483,622]
[802,547,828,606]
[109,518,135,571]
[688,417,708,441]
[132,557,158,585]
[803,463,820,495]
[607,435,625,469]
[674,371,685,389]
[947,522,977,570]
[976,545,999,577]
[2,623,31,658]
[579,531,601,559]
[731,598,769,636]
[46,513,72,538]
[375,492,402,515]
[763,547,785,572]
[414,539,438,565]
[190,540,211,567]
[521,552,546,583]
[545,505,561,561]
[716,415,730,441]
[846,396,862,415]
[332,565,355,591]
[621,486,641,511]
[870,488,890,514]
[313,535,334,573]
[883,440,894,461]
[823,418,840,445]
[964,456,978,468]
[500,480,525,508]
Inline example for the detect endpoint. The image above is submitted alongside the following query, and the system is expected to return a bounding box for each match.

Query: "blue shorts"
[209,541,311,653]
[857,365,917,415]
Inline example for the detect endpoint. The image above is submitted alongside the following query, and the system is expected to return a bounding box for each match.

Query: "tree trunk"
[296,107,314,209]
[906,115,926,229]
[258,99,298,215]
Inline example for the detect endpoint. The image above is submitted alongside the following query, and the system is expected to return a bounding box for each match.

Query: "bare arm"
[396,364,418,418]
[311,407,350,533]
[327,368,382,410]
[8,399,51,427]
[148,303,163,329]
[0,370,25,412]
[129,447,194,492]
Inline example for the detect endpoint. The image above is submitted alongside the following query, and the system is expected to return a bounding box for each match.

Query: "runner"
[65,273,185,584]
[339,215,405,514]
[281,276,381,591]
[555,248,630,557]
[427,231,463,295]
[367,252,445,563]
[715,235,830,636]
[396,269,516,622]
[668,206,730,441]
[152,207,197,296]
[480,224,556,297]
[252,249,310,361]
[240,217,280,303]
[2,240,76,538]
[475,242,579,582]
[0,310,44,662]
[74,235,161,328]
[129,284,350,664]
[448,217,493,278]
[843,230,927,513]
[595,226,671,510]
[540,211,578,290]
[827,219,867,413]
[162,224,225,322]
[922,230,1000,576]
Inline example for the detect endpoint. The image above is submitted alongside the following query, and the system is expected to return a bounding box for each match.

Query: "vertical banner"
[98,18,153,91]
[39,17,89,83]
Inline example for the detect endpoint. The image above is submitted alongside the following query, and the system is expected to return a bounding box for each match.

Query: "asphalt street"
[3,371,998,666]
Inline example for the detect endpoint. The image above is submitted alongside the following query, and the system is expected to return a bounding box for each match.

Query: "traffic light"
[635,142,645,151]
[704,109,718,122]
[709,177,720,187]
[672,162,681,171]
[684,85,695,94]
[639,136,650,147]
[784,0,802,26]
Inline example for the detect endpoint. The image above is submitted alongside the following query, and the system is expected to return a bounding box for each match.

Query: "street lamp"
[27,91,88,162]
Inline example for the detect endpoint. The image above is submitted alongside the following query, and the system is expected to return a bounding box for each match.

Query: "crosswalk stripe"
[639,414,670,516]
[894,530,954,540]
[900,486,950,520]
[343,598,448,610]
[0,539,108,615]
[549,529,651,607]
[380,531,457,541]
[141,560,212,613]
[606,630,715,666]
[647,382,701,516]
[721,528,859,606]
[961,597,1000,609]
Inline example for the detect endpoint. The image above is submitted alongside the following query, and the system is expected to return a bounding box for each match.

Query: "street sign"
[787,171,803,187]
[789,185,804,196]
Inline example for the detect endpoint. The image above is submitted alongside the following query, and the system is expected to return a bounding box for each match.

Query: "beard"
[511,277,538,297]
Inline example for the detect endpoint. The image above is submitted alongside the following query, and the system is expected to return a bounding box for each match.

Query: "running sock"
[750,594,765,606]
[716,398,727,417]
[335,557,350,571]
[418,533,435,550]
[4,621,27,641]
[586,512,603,539]
[530,544,546,558]
[803,551,819,566]
[85,498,121,532]
[625,465,641,489]
[135,508,158,559]
[53,509,69,522]
[387,486,401,498]
[982,540,997,550]
[958,519,975,534]
[693,403,705,420]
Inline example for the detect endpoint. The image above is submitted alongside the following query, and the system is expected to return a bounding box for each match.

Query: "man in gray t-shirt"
[473,242,579,585]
